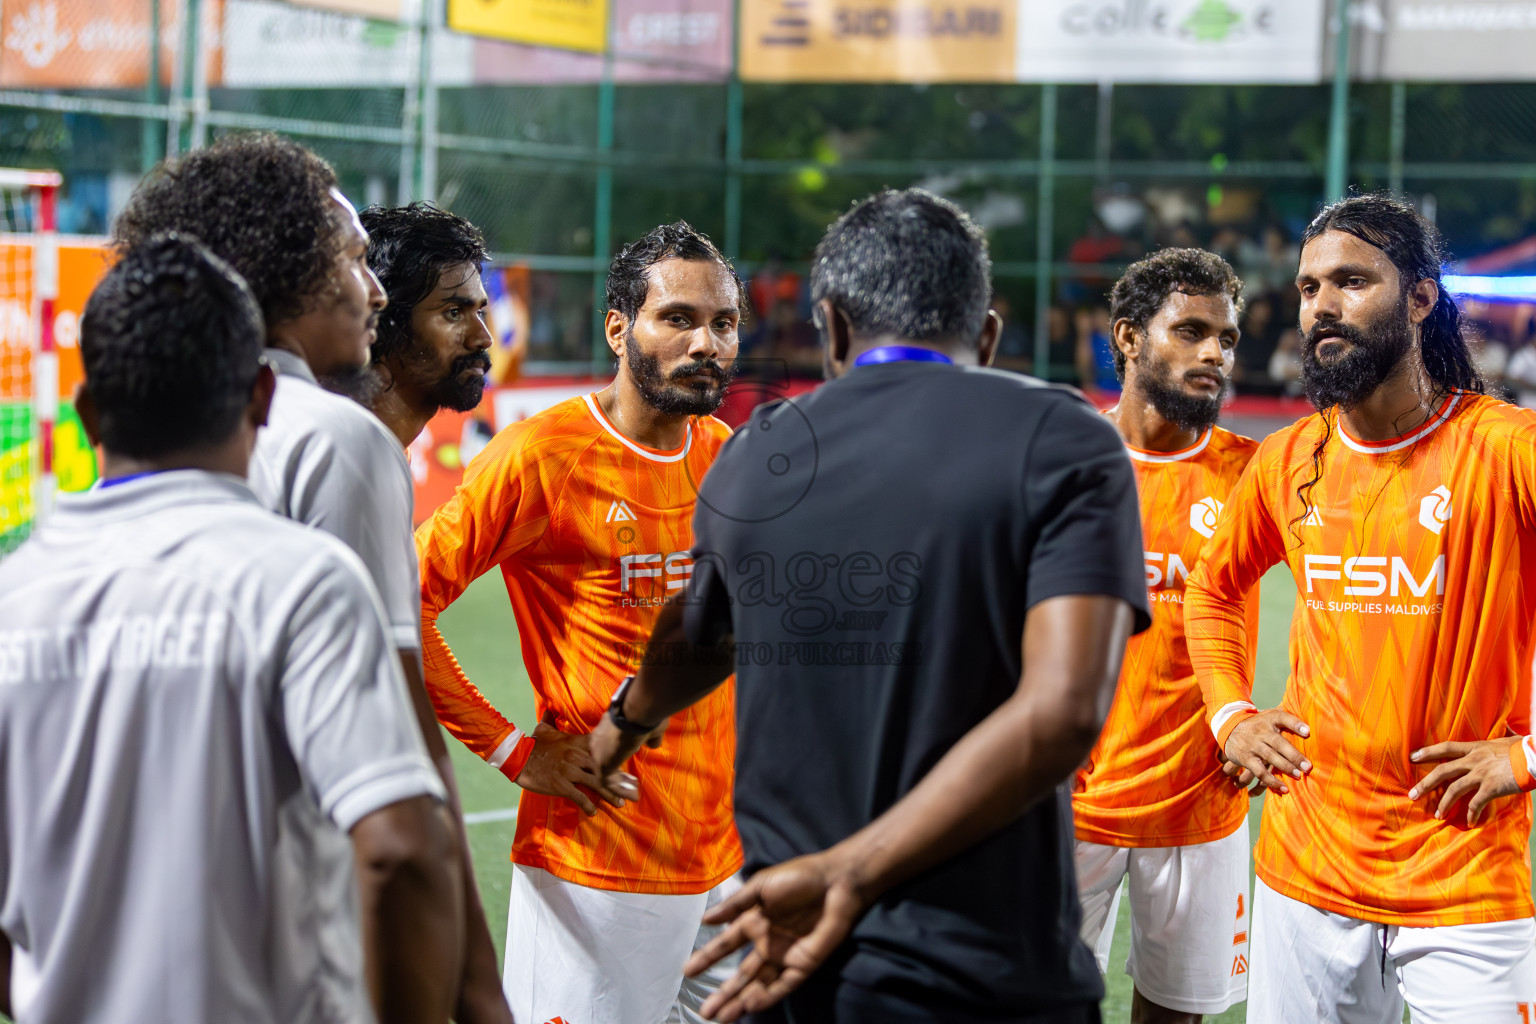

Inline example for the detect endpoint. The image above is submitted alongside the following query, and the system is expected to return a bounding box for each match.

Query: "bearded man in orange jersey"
[415,222,744,1024]
[1187,193,1536,1022]
[1074,248,1259,1024]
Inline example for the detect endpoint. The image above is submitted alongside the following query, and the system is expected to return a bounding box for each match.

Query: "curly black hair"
[1108,247,1245,377]
[81,232,265,458]
[359,202,489,365]
[113,132,341,328]
[606,221,742,325]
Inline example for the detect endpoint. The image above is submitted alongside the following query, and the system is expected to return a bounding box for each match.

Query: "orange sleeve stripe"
[1215,705,1258,751]
[1512,737,1536,793]
[498,734,537,782]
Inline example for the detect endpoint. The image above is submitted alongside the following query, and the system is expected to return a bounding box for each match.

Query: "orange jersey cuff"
[497,734,537,783]
[1511,737,1536,793]
[1213,703,1259,752]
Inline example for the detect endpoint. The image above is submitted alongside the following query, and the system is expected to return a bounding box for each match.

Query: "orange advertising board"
[738,0,1015,82]
[0,0,223,89]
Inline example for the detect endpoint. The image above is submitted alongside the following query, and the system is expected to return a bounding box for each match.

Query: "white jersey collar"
[1337,393,1461,455]
[582,393,693,463]
[1124,429,1213,464]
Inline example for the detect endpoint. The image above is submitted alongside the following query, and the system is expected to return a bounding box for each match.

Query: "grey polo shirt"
[0,471,443,1023]
[248,348,422,651]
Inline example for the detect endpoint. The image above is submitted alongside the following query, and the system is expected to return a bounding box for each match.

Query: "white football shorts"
[502,863,743,1024]
[1075,818,1250,1015]
[1247,877,1536,1024]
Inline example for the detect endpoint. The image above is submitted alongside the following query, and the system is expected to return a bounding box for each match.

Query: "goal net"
[0,170,62,557]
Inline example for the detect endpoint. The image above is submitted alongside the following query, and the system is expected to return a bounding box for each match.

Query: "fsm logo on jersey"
[1418,485,1452,535]
[1189,496,1223,539]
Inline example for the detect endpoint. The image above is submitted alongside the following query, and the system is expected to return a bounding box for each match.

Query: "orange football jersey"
[1074,425,1259,847]
[417,394,743,895]
[1187,392,1536,926]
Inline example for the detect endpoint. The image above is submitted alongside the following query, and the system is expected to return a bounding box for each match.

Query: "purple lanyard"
[99,471,159,489]
[853,345,954,367]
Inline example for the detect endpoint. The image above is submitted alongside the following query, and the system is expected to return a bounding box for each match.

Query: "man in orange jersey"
[1074,248,1259,1023]
[1186,193,1536,1023]
[415,221,744,1024]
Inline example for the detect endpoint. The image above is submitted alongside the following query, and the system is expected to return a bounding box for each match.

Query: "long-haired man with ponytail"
[1185,193,1536,1022]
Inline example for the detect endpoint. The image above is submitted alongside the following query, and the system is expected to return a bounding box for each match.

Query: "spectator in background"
[1238,223,1302,291]
[1236,292,1284,390]
[1505,314,1536,408]
[1065,216,1126,303]
[767,295,820,373]
[749,250,799,322]
[1468,325,1511,400]
[1267,327,1303,397]
[1046,303,1077,380]
[991,294,1032,371]
[1076,304,1120,395]
[1208,226,1245,264]
[1162,222,1202,251]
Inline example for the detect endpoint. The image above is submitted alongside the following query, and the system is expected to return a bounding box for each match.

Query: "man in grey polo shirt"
[114,133,508,1021]
[0,234,458,1023]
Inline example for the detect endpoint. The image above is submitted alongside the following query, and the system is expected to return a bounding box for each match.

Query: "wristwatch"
[607,675,661,735]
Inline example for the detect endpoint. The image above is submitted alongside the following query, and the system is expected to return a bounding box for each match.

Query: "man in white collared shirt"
[112,131,508,1023]
[0,234,457,1024]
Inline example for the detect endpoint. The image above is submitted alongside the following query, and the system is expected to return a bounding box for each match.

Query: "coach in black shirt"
[592,189,1150,1024]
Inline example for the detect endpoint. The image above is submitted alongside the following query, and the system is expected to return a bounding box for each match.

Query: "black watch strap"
[607,675,660,735]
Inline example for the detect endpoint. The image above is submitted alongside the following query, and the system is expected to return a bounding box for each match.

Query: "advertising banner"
[739,0,1323,84]
[738,0,1016,82]
[0,0,223,89]
[1015,0,1325,83]
[222,0,474,87]
[1354,1,1536,81]
[474,0,730,83]
[447,0,608,53]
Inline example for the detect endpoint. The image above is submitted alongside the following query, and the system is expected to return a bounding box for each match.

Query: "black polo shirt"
[683,361,1150,1016]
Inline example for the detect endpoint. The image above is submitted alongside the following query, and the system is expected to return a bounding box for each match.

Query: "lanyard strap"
[853,345,953,367]
[99,471,160,489]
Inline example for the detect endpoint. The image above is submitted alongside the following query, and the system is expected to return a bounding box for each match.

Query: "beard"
[626,333,734,416]
[1301,295,1414,411]
[318,363,383,406]
[420,349,493,413]
[1137,347,1228,434]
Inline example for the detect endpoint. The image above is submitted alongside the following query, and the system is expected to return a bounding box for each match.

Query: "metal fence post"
[399,0,425,201]
[1325,0,1352,202]
[1388,80,1406,196]
[591,10,617,368]
[420,0,441,202]
[724,0,743,261]
[142,0,164,172]
[1033,83,1057,380]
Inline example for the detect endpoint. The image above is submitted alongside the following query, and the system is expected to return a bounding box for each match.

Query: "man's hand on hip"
[1224,710,1312,794]
[514,711,636,816]
[1411,738,1522,825]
